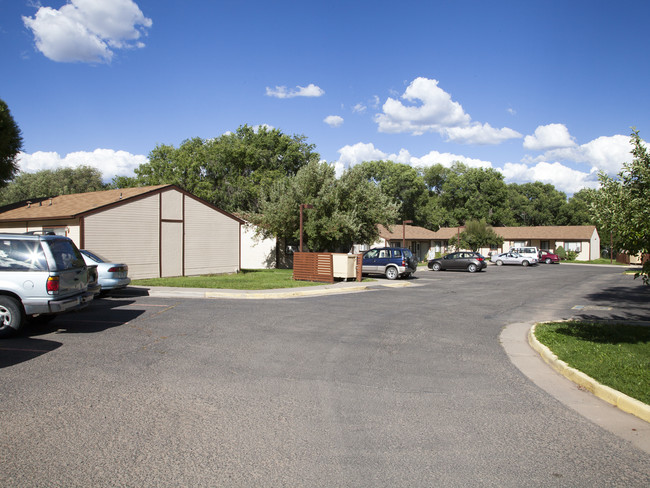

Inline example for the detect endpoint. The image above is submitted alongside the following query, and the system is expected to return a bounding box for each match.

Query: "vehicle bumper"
[23,291,95,315]
[99,277,131,290]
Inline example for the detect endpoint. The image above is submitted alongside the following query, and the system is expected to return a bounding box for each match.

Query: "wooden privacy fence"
[293,252,362,283]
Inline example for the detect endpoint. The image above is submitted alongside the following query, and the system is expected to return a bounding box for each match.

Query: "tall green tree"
[507,181,568,226]
[592,129,650,284]
[448,219,504,251]
[439,162,511,226]
[0,166,106,206]
[559,188,597,225]
[119,125,319,214]
[0,99,23,187]
[253,160,398,252]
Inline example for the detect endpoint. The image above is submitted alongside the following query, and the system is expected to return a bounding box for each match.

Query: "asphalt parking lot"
[2,264,649,487]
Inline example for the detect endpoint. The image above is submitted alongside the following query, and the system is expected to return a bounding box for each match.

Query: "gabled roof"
[379,224,597,241]
[0,184,244,224]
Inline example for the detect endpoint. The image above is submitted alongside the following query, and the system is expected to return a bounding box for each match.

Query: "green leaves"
[0,99,22,187]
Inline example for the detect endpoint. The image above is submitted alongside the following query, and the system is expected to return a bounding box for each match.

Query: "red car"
[538,250,560,264]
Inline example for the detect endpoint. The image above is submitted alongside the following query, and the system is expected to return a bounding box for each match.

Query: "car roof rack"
[23,230,57,235]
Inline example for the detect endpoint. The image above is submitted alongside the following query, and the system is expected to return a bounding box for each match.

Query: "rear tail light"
[108,267,119,272]
[47,276,60,294]
[477,257,484,261]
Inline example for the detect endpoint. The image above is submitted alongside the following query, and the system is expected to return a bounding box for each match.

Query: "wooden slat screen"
[293,252,335,283]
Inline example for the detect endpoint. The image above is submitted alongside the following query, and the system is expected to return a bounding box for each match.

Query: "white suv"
[0,233,98,338]
[509,246,539,263]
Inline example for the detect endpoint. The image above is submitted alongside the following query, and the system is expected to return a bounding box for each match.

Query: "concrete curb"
[203,285,370,299]
[528,323,650,424]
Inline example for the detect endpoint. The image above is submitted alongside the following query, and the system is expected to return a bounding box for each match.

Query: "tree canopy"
[592,129,650,284]
[448,219,504,252]
[0,99,22,188]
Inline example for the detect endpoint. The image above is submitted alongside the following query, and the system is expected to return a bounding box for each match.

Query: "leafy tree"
[121,125,319,214]
[592,129,650,284]
[559,188,597,226]
[448,219,503,252]
[507,181,568,226]
[252,160,399,252]
[0,166,106,206]
[0,99,22,187]
[439,162,511,226]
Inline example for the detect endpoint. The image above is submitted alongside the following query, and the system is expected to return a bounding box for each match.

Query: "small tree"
[0,99,22,187]
[448,219,503,252]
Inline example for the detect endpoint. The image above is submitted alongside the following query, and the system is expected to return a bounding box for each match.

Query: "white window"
[565,242,581,252]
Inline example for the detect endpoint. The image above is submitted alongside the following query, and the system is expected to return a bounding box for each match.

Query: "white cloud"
[523,123,576,151]
[337,143,389,167]
[526,134,632,175]
[22,0,152,64]
[324,115,344,127]
[265,83,324,98]
[17,149,147,181]
[374,77,521,144]
[409,150,493,169]
[501,161,598,195]
[352,103,366,113]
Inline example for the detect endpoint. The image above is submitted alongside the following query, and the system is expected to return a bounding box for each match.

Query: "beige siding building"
[374,224,600,262]
[0,185,243,279]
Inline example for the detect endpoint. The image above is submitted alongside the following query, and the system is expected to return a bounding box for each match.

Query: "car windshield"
[47,239,85,270]
[81,250,108,263]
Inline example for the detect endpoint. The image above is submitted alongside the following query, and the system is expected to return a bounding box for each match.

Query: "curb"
[204,285,370,299]
[528,323,650,424]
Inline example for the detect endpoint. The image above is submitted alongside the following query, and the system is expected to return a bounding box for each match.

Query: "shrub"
[566,250,578,261]
[555,245,567,260]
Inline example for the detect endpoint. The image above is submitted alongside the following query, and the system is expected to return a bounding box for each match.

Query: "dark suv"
[362,247,418,280]
[0,233,98,338]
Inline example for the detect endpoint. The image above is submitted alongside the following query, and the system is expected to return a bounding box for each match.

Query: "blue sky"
[2,0,650,195]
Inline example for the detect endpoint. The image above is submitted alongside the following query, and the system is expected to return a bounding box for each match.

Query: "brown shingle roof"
[379,224,597,241]
[0,185,172,222]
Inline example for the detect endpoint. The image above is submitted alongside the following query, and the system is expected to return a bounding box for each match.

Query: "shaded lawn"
[132,268,325,290]
[534,321,650,405]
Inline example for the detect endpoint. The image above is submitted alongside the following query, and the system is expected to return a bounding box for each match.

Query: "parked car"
[428,251,487,273]
[491,251,538,267]
[80,250,131,293]
[362,247,417,280]
[509,246,539,262]
[0,233,97,338]
[538,250,560,264]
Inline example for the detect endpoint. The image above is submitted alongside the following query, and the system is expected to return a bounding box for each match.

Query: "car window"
[365,249,378,259]
[445,253,456,260]
[403,249,413,258]
[392,250,402,258]
[379,250,389,259]
[81,250,106,262]
[0,240,48,271]
[46,239,85,270]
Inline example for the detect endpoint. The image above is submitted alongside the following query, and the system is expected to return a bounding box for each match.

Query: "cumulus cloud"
[501,161,598,195]
[523,123,576,151]
[22,0,152,64]
[374,77,522,144]
[265,84,324,98]
[525,134,632,175]
[17,149,147,181]
[324,115,344,127]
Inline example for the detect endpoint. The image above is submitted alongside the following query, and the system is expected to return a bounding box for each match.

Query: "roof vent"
[48,198,53,206]
[26,201,32,208]
[119,192,123,199]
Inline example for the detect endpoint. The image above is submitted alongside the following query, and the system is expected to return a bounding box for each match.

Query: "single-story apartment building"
[0,184,243,279]
[370,224,601,261]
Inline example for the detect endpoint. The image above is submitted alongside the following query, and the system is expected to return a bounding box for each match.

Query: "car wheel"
[496,260,503,266]
[432,262,442,271]
[0,296,25,338]
[545,258,552,264]
[385,266,399,280]
[522,260,529,267]
[468,263,478,273]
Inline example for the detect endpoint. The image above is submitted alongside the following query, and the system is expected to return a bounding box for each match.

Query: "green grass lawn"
[534,321,650,405]
[564,258,632,265]
[132,268,327,290]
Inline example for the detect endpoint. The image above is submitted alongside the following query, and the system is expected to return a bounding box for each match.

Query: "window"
[392,250,402,258]
[565,242,581,253]
[513,241,526,248]
[364,249,378,259]
[0,240,47,271]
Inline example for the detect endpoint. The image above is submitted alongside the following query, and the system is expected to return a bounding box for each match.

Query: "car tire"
[468,263,478,273]
[545,258,552,264]
[522,260,529,267]
[496,260,503,266]
[385,266,399,280]
[432,262,442,272]
[0,296,25,338]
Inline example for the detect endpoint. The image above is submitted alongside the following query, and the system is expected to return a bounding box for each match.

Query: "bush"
[555,245,566,260]
[566,250,578,261]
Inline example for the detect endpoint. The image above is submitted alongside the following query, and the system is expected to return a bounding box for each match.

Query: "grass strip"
[534,321,650,405]
[133,268,325,290]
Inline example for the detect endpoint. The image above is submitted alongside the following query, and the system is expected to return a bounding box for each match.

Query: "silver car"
[80,250,131,293]
[490,251,538,267]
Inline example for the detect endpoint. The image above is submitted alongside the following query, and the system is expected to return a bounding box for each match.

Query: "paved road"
[1,264,649,486]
